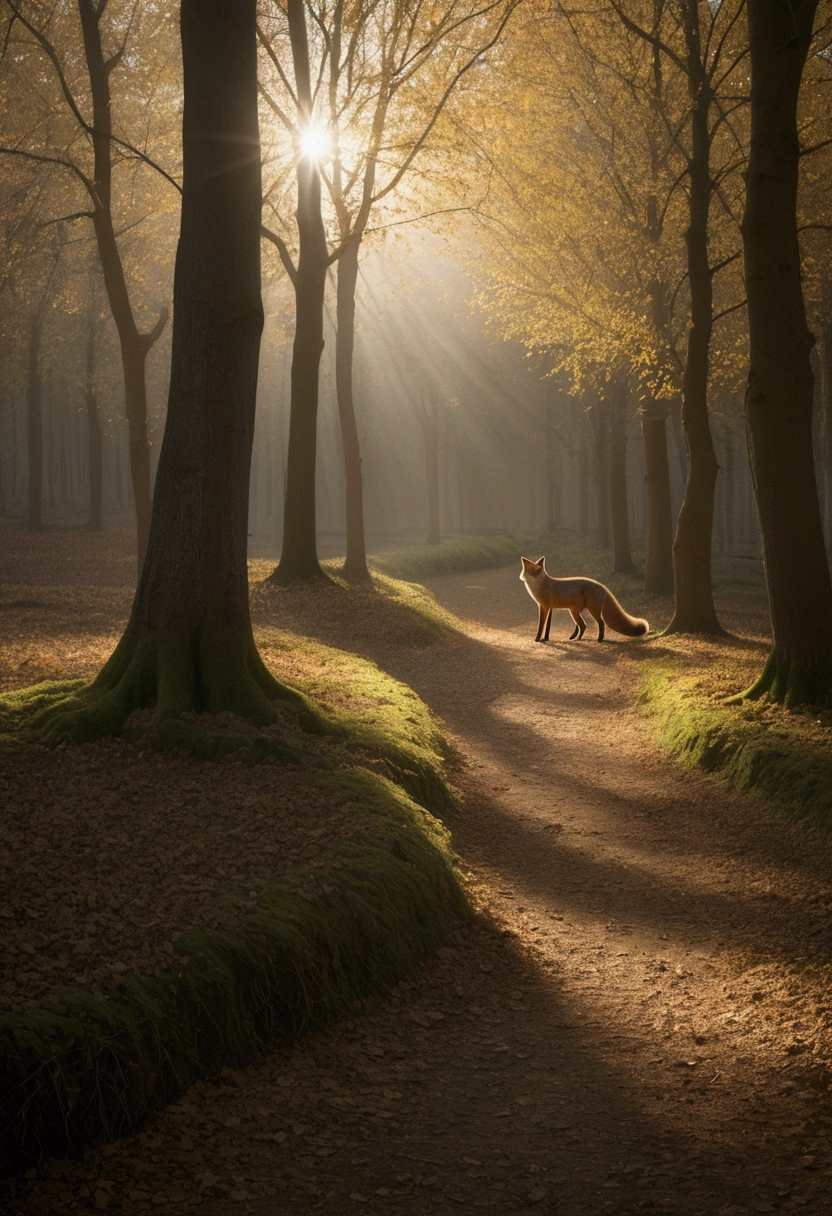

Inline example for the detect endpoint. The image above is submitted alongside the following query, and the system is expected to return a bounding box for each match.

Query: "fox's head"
[519,556,546,581]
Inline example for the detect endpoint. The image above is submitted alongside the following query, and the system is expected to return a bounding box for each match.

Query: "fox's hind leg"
[589,609,605,642]
[569,610,585,640]
[543,609,552,641]
[535,604,548,642]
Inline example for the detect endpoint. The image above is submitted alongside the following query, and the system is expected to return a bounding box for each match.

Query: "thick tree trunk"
[26,311,44,532]
[335,239,369,578]
[609,386,635,573]
[85,309,103,531]
[820,305,832,546]
[77,0,167,574]
[738,0,832,707]
[665,28,722,635]
[272,0,329,583]
[42,0,301,741]
[642,407,674,595]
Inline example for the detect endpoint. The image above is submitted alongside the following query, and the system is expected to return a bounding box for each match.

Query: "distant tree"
[258,0,519,582]
[0,0,178,569]
[41,0,302,740]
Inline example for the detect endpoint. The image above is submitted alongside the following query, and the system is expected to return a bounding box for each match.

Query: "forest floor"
[4,528,832,1215]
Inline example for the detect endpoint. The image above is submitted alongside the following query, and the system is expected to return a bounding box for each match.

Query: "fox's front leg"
[569,610,586,640]
[543,609,552,641]
[535,604,548,642]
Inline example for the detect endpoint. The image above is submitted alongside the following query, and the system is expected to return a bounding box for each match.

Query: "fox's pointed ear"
[537,556,545,566]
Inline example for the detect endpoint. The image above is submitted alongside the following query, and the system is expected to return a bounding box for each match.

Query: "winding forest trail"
[14,563,832,1216]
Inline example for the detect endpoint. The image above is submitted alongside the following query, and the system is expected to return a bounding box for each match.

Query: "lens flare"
[299,125,329,161]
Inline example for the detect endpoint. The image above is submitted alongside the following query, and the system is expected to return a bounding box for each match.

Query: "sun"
[299,124,330,162]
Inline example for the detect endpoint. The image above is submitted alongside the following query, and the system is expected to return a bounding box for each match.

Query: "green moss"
[637,659,832,829]
[255,628,457,811]
[0,634,468,1172]
[0,769,466,1172]
[0,681,86,739]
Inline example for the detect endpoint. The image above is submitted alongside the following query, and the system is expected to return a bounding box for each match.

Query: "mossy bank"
[0,635,468,1173]
[636,636,832,830]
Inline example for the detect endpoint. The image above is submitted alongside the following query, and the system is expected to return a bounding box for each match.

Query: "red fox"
[520,556,649,642]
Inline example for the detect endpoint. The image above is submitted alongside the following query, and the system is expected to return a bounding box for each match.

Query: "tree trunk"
[272,0,329,584]
[642,406,674,595]
[334,239,369,578]
[42,0,301,741]
[77,0,168,574]
[422,393,441,546]
[738,0,832,707]
[85,308,103,531]
[26,310,44,532]
[609,385,635,573]
[820,296,832,546]
[665,18,723,635]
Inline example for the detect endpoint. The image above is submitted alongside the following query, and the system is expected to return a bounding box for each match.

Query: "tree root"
[727,647,832,711]
[21,625,334,748]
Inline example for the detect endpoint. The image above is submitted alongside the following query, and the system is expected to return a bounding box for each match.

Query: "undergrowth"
[636,638,832,829]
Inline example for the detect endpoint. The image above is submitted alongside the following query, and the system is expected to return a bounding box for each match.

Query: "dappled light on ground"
[4,540,832,1215]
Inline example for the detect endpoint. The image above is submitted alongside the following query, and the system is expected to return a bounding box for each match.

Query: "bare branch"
[713,298,746,323]
[261,223,298,283]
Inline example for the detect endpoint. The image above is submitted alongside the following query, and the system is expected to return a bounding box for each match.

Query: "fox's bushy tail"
[601,590,648,637]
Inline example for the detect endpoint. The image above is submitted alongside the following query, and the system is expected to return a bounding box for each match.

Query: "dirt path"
[9,566,832,1216]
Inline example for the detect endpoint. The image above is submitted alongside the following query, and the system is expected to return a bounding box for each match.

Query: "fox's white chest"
[520,572,543,604]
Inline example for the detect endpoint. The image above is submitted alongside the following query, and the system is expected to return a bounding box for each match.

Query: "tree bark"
[665,11,723,634]
[608,384,635,573]
[85,307,103,531]
[335,238,370,578]
[76,0,168,574]
[42,0,301,741]
[819,292,832,546]
[272,0,329,583]
[642,406,674,595]
[738,0,832,707]
[26,309,44,532]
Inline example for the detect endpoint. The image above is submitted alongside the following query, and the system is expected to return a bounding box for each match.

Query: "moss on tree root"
[24,624,332,747]
[0,770,468,1174]
[729,646,832,710]
[638,662,832,828]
